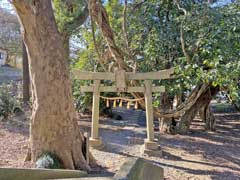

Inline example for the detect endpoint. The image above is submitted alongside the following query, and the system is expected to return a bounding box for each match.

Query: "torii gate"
[72,68,174,155]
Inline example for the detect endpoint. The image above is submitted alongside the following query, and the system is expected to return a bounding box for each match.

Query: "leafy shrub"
[0,84,21,119]
[36,152,62,169]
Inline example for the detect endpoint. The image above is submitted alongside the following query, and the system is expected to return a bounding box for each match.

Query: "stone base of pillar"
[89,137,102,148]
[142,139,162,157]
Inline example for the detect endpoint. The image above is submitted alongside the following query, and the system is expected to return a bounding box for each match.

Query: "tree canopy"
[72,0,239,103]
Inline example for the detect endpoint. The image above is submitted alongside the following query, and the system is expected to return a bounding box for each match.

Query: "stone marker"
[114,158,164,180]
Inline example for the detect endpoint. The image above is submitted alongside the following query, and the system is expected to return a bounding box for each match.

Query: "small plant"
[36,152,63,169]
[0,84,21,120]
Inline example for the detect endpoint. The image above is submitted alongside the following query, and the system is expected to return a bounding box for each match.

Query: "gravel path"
[0,117,33,168]
[0,111,240,180]
[81,112,240,180]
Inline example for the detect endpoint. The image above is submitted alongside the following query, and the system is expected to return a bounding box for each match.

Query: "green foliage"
[71,0,239,106]
[0,84,20,119]
[105,0,124,43]
[53,0,87,34]
[179,1,240,100]
[127,0,240,99]
[36,152,63,169]
[72,79,92,113]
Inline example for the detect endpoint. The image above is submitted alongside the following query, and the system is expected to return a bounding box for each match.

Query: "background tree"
[22,41,30,103]
[53,0,89,59]
[0,7,21,64]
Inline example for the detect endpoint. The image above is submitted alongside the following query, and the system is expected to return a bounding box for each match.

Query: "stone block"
[89,138,103,148]
[142,147,162,157]
[144,139,159,150]
[142,140,162,157]
[114,158,164,180]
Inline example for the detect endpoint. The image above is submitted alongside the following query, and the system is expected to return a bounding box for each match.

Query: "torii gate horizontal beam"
[72,68,174,80]
[80,86,165,93]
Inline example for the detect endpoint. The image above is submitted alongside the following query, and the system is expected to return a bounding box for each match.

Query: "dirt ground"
[0,111,240,180]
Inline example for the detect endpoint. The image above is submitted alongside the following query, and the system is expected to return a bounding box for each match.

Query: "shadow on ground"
[79,111,240,180]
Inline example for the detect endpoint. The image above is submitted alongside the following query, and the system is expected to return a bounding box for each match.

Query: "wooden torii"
[72,68,174,155]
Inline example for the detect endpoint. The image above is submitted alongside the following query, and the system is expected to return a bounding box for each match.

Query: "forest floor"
[0,108,240,180]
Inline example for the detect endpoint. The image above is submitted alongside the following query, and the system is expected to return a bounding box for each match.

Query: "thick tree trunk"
[13,0,89,170]
[159,92,174,133]
[177,101,200,134]
[176,92,184,108]
[199,103,216,131]
[177,84,219,134]
[199,105,206,121]
[22,41,30,103]
[205,105,215,131]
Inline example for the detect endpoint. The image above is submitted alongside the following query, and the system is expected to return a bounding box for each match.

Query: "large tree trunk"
[176,92,184,108]
[22,41,30,103]
[159,92,174,133]
[13,0,89,170]
[199,102,216,131]
[177,84,219,134]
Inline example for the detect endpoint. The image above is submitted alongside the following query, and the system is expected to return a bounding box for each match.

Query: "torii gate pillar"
[142,80,162,156]
[89,80,102,147]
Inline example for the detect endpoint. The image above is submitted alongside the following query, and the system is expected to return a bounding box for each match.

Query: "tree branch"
[90,15,107,72]
[88,0,129,70]
[176,0,191,63]
[62,4,89,35]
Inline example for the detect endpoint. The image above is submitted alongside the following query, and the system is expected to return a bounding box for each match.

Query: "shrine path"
[79,108,240,180]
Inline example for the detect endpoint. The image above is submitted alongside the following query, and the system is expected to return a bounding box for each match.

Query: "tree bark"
[177,84,219,134]
[62,33,70,60]
[205,105,215,131]
[13,0,89,170]
[159,92,174,133]
[176,92,184,108]
[199,102,216,131]
[22,41,30,103]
